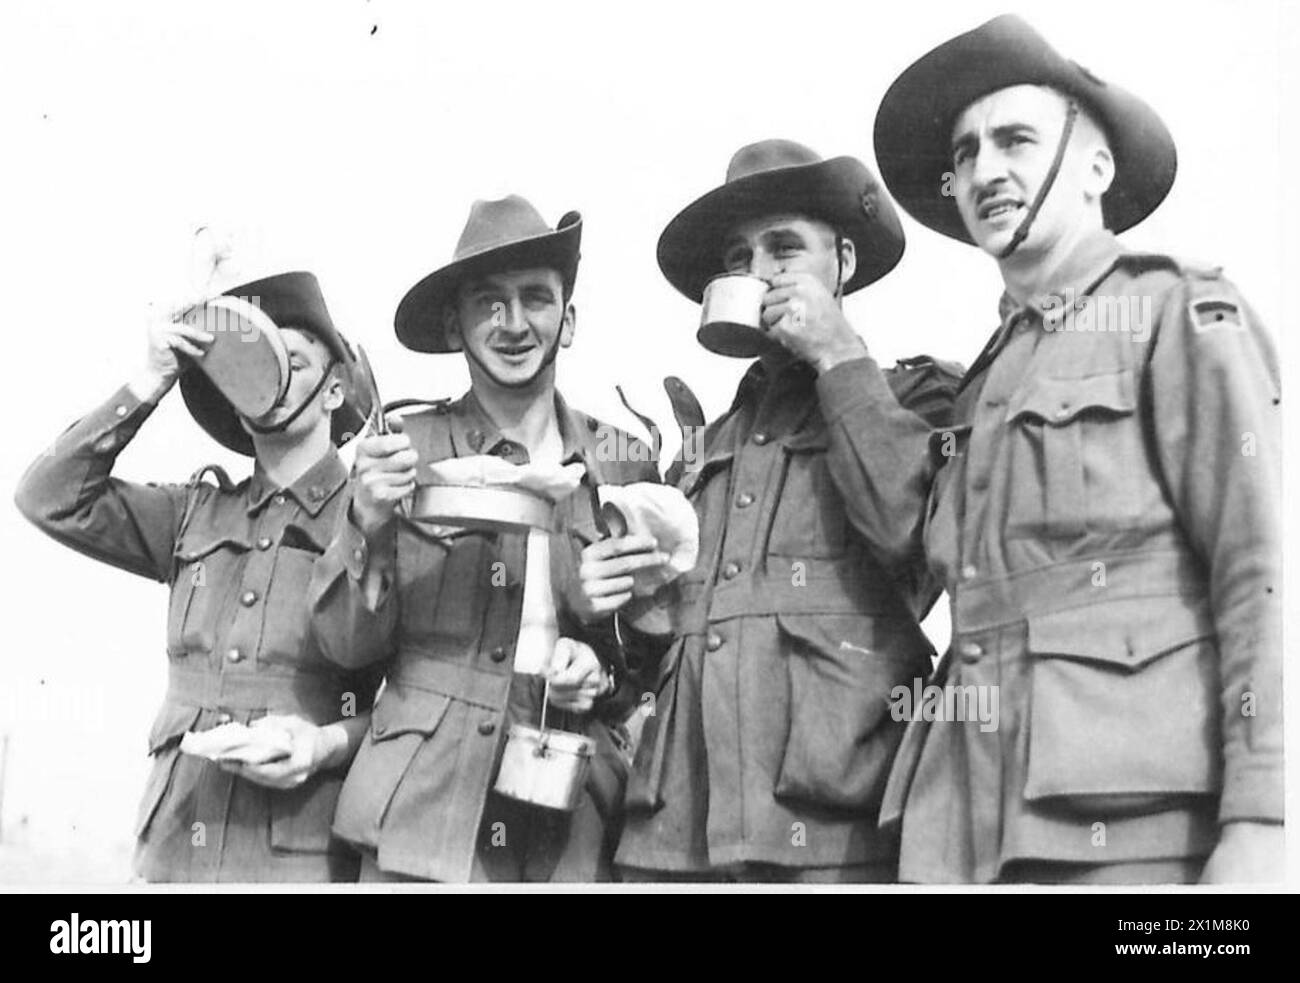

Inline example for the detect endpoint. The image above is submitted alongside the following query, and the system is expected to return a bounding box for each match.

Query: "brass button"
[706,632,723,652]
[477,720,496,736]
[752,432,770,446]
[957,641,983,661]
[114,405,128,417]
[353,547,365,563]
[240,590,258,607]
[490,646,508,663]
[961,564,978,581]
[257,537,273,550]
[215,713,233,725]
[226,647,243,663]
[735,493,754,508]
[722,562,741,580]
[272,494,286,506]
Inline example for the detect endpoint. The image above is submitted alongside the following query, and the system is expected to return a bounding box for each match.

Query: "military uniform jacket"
[615,354,959,873]
[13,386,379,882]
[880,231,1283,882]
[309,391,659,882]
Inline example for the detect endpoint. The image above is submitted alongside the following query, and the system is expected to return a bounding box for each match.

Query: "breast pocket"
[260,526,326,666]
[169,535,249,655]
[768,432,847,559]
[1003,370,1147,540]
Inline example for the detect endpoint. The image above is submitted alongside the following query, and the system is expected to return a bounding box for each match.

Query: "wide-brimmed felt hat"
[180,271,369,456]
[657,139,905,303]
[395,196,582,353]
[873,13,1177,244]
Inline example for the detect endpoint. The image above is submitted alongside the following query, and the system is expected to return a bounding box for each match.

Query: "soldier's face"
[447,267,575,391]
[721,214,846,295]
[245,328,342,438]
[950,85,1104,258]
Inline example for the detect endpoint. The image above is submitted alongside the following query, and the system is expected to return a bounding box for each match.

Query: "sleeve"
[12,385,188,582]
[1147,274,1282,824]
[816,354,960,572]
[306,505,400,670]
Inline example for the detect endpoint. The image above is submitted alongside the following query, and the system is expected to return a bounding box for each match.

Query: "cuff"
[1218,754,1284,824]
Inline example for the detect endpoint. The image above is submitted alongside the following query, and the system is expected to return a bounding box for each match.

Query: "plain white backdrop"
[0,0,1295,885]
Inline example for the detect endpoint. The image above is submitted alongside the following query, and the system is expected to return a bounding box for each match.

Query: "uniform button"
[752,432,770,446]
[114,405,128,417]
[353,547,365,563]
[468,429,485,451]
[1055,402,1071,420]
[706,632,723,652]
[477,720,496,736]
[240,590,258,607]
[226,647,243,663]
[735,493,754,509]
[257,537,273,550]
[722,561,741,579]
[957,641,983,661]
[215,712,233,725]
[272,494,286,506]
[490,646,508,663]
[961,564,979,581]
[496,442,516,457]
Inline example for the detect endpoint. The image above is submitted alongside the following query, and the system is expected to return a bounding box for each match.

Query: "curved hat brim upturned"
[179,271,368,457]
[873,15,1176,245]
[394,215,582,354]
[657,156,904,303]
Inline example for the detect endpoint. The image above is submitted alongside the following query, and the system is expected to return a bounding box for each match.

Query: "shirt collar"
[246,449,348,517]
[996,229,1124,329]
[450,389,595,467]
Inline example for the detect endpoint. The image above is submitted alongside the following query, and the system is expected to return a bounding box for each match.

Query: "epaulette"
[888,355,966,429]
[1114,251,1224,281]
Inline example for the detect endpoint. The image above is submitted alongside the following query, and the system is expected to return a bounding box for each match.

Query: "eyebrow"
[952,122,1040,153]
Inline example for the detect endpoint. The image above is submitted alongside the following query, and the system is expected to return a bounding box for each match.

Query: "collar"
[728,356,816,413]
[449,389,598,468]
[996,229,1124,329]
[246,449,348,517]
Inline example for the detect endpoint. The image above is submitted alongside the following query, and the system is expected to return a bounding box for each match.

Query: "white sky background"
[0,0,1296,882]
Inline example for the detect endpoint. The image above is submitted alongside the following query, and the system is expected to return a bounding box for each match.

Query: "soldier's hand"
[217,714,346,790]
[565,533,666,624]
[1199,820,1283,884]
[762,272,867,373]
[545,637,612,713]
[129,300,215,402]
[351,425,417,537]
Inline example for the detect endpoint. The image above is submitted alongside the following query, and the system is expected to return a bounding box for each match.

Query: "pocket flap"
[776,612,934,680]
[1008,370,1136,426]
[279,522,327,554]
[147,702,204,754]
[175,534,250,564]
[781,429,828,453]
[370,688,453,741]
[1028,597,1215,670]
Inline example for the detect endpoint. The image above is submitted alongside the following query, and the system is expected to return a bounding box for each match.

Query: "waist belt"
[391,650,513,710]
[952,548,1207,632]
[165,664,357,720]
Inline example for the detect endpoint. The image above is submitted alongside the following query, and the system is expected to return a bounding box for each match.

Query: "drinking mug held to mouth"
[697,273,774,358]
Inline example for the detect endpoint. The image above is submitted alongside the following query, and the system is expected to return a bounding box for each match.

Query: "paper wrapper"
[597,482,699,594]
[179,722,294,765]
[424,456,585,504]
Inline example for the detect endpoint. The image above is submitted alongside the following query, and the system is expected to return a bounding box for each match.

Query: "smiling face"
[950,84,1114,259]
[242,327,343,442]
[445,266,575,392]
[720,214,854,295]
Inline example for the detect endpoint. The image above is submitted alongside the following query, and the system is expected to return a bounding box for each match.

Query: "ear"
[1083,143,1116,202]
[321,369,346,413]
[442,305,464,352]
[837,236,857,290]
[560,301,576,349]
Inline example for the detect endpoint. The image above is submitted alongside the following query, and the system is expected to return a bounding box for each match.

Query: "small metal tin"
[697,273,771,357]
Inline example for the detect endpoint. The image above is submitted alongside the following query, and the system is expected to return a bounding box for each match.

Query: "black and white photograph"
[0,0,1294,919]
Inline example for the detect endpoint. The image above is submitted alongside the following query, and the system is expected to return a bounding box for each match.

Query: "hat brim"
[395,216,583,354]
[657,157,905,304]
[873,16,1177,244]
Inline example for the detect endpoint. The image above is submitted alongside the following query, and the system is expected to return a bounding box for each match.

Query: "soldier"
[309,196,663,882]
[873,14,1282,883]
[608,139,960,882]
[14,271,380,882]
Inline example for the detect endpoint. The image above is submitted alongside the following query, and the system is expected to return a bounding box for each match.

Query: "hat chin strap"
[244,357,338,436]
[997,99,1079,260]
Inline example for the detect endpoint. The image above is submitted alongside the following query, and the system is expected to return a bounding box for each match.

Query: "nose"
[498,297,528,334]
[748,246,782,281]
[969,145,1008,194]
